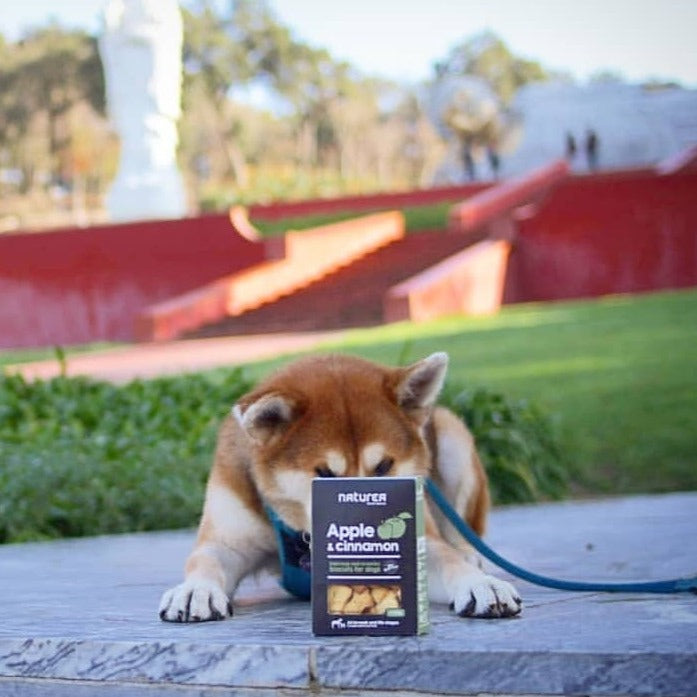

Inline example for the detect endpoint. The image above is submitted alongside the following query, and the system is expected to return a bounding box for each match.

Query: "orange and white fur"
[159,353,521,622]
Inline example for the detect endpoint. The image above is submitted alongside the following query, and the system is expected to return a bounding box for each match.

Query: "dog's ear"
[392,352,448,417]
[233,392,298,445]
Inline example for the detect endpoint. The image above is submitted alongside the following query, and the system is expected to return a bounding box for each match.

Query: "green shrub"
[0,370,253,543]
[0,369,565,544]
[440,385,567,504]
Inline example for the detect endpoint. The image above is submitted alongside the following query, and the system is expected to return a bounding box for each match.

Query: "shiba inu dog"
[159,352,522,622]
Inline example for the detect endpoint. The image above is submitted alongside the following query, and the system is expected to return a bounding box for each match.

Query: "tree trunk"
[225,140,249,189]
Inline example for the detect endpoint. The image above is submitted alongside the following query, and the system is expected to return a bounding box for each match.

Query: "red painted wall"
[0,215,265,348]
[3,168,695,349]
[504,168,697,303]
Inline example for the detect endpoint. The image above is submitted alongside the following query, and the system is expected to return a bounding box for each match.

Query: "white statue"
[100,0,187,221]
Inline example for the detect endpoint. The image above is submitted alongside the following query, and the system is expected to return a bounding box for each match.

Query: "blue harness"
[263,503,311,600]
[264,480,697,600]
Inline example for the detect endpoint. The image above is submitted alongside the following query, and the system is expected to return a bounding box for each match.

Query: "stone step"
[1,493,696,695]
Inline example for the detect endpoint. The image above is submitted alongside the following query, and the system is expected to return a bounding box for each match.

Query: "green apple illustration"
[377,511,413,540]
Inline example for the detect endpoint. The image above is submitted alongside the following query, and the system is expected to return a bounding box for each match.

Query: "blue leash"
[425,478,697,594]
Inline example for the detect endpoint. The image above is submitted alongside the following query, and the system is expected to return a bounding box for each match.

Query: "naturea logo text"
[337,491,387,505]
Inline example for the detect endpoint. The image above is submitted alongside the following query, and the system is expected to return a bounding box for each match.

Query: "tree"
[181,1,254,187]
[181,0,369,182]
[436,31,547,104]
[427,31,549,181]
[227,0,356,170]
[0,26,105,192]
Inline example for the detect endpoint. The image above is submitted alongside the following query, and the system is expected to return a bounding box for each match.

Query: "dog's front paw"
[159,580,233,622]
[450,574,522,619]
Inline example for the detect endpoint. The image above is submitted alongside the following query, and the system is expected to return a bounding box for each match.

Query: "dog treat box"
[312,476,429,636]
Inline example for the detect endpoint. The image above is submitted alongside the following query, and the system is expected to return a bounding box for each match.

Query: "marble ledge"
[0,638,308,690]
[3,635,697,696]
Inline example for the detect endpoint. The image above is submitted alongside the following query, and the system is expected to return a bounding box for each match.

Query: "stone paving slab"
[1,493,696,696]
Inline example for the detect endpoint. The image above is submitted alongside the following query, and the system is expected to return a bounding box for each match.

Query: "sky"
[2,0,696,88]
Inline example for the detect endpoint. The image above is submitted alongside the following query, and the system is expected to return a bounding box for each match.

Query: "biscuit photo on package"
[327,584,402,615]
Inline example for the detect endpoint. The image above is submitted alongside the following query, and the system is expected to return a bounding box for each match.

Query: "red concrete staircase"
[135,211,404,341]
[134,160,570,341]
[185,229,485,338]
[185,160,571,339]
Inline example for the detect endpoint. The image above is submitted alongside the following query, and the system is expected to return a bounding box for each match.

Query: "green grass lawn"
[252,201,453,236]
[241,289,697,496]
